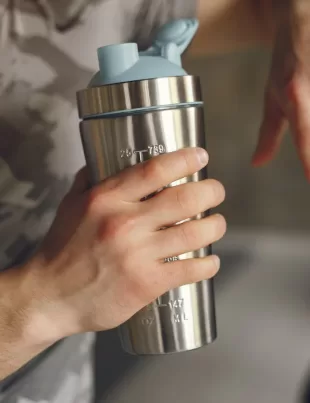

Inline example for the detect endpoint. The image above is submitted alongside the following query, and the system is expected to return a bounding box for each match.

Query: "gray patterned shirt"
[0,0,196,399]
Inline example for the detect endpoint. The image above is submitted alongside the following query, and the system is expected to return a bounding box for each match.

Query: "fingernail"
[197,148,209,166]
[213,255,221,270]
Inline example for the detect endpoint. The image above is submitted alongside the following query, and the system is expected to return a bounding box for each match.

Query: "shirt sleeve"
[127,0,198,50]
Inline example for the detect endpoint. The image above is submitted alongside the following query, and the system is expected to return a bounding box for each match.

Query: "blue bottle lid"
[89,18,199,87]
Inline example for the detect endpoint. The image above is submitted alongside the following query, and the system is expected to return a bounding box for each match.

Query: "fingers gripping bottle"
[77,19,216,355]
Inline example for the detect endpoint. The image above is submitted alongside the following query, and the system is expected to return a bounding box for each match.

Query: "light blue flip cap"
[88,19,199,87]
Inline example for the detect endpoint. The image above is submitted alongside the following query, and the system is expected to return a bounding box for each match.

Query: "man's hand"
[252,1,310,180]
[0,148,225,380]
[34,148,225,338]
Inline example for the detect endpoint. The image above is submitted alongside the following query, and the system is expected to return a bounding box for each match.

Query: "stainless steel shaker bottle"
[76,19,216,355]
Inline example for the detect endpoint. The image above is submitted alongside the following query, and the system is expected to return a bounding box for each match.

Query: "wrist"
[25,253,86,341]
[0,261,61,351]
[0,262,62,379]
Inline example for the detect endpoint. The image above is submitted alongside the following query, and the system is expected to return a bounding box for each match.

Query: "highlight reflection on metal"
[78,76,216,355]
[77,76,202,118]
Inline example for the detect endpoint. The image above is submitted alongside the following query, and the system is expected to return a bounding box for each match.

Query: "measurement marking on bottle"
[141,298,188,327]
[164,256,179,263]
[120,144,166,161]
[133,149,148,162]
[141,316,155,327]
[141,298,189,327]
[173,313,189,323]
[168,299,184,310]
[120,149,133,158]
[154,296,168,308]
[148,144,165,155]
[151,298,185,310]
[141,313,189,326]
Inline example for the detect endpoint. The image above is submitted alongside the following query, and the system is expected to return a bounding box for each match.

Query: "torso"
[0,0,126,269]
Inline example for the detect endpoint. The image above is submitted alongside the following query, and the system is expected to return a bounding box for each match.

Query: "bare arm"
[0,264,55,380]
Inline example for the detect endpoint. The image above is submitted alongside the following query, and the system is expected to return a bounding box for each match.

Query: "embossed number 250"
[120,149,133,158]
[120,144,166,159]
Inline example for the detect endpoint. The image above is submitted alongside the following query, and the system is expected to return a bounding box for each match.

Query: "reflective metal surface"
[78,75,216,355]
[80,105,216,355]
[77,76,202,118]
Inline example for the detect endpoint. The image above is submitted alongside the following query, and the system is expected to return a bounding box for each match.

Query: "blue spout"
[97,43,139,83]
[89,18,199,87]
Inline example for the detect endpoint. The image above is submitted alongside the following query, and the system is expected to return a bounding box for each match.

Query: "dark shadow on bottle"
[94,329,142,402]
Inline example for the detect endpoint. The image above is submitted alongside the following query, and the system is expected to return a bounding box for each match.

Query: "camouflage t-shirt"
[0,0,196,399]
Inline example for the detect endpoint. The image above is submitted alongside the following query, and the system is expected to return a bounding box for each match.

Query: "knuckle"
[140,158,165,183]
[98,213,137,242]
[98,217,122,241]
[85,188,107,215]
[178,223,197,248]
[102,175,122,193]
[85,178,125,216]
[175,186,195,213]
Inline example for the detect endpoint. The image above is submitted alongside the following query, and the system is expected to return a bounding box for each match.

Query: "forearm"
[0,264,55,380]
[189,0,279,56]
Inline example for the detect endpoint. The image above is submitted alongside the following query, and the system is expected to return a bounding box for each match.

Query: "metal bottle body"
[77,76,216,355]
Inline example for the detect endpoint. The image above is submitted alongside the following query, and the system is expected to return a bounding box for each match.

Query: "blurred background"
[95,50,310,403]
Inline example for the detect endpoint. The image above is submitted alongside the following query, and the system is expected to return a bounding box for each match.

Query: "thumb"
[252,89,287,166]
